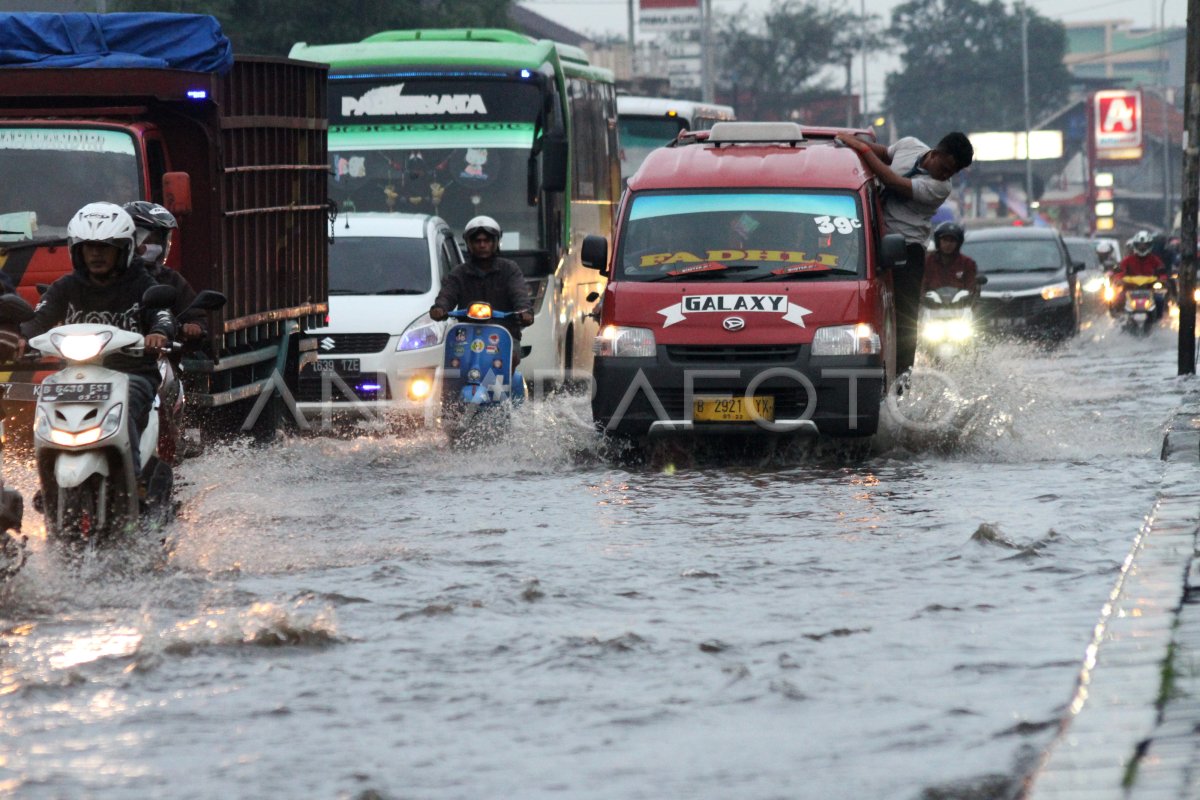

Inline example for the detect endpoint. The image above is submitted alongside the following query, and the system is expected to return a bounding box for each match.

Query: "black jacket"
[433,256,533,340]
[22,261,177,382]
[138,259,207,336]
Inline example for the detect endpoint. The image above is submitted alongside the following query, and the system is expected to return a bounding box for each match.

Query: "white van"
[296,212,463,426]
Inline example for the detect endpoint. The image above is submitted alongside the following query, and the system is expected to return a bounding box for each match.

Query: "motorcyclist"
[429,215,533,363]
[1096,241,1118,273]
[19,202,176,476]
[1111,230,1171,319]
[922,221,979,298]
[123,201,207,343]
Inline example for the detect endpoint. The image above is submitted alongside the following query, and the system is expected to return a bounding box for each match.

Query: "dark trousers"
[126,372,157,477]
[894,243,928,376]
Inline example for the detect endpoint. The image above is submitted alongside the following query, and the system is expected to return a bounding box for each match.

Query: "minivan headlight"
[812,323,880,356]
[1041,281,1070,301]
[397,313,444,351]
[594,326,656,358]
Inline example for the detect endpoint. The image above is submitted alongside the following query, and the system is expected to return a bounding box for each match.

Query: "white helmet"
[1131,230,1154,256]
[463,215,502,243]
[67,202,137,271]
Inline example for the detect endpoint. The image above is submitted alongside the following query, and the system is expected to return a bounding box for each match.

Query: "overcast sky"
[519,0,1185,105]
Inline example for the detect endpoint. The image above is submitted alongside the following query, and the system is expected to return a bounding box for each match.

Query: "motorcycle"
[0,292,35,578]
[917,279,984,363]
[437,303,526,447]
[1110,275,1165,335]
[29,287,225,546]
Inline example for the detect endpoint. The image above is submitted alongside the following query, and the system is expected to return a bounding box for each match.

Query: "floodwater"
[0,314,1193,800]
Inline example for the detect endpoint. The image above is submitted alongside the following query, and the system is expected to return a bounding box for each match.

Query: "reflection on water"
[0,315,1193,799]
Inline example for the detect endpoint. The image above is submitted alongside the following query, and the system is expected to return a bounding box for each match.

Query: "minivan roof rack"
[707,121,806,145]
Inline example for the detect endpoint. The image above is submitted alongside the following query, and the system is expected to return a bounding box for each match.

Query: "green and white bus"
[290,29,621,382]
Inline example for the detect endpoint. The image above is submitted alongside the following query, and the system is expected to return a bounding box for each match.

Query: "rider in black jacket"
[20,202,176,475]
[124,201,207,342]
[429,215,533,360]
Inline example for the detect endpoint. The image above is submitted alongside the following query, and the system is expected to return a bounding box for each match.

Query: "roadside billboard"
[1093,90,1143,161]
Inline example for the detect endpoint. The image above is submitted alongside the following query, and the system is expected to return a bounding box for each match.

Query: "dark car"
[961,227,1085,341]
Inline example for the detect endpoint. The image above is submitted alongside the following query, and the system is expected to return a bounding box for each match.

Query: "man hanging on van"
[835,131,974,379]
[429,215,533,362]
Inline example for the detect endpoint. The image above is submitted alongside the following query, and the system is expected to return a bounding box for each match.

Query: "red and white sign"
[639,0,700,33]
[1093,90,1142,153]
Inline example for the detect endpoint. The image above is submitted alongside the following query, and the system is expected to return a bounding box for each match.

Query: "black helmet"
[933,221,964,245]
[123,201,177,236]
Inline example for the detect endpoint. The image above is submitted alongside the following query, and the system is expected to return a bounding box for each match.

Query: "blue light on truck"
[520,69,532,79]
[187,90,208,100]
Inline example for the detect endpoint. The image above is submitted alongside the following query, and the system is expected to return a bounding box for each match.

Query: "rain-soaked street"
[1,314,1195,800]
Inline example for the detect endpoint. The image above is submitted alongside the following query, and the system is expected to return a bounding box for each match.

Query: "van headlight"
[812,323,880,355]
[397,313,443,351]
[594,325,656,357]
[1041,281,1070,300]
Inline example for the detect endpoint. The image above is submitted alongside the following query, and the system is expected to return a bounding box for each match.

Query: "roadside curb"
[1020,400,1200,799]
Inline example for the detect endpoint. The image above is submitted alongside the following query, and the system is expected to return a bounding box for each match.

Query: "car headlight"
[594,325,656,357]
[812,323,880,355]
[397,313,444,351]
[1041,281,1070,301]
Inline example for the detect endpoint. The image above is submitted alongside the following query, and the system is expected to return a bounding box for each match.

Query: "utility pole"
[1162,0,1173,231]
[628,0,636,78]
[860,0,868,127]
[701,0,714,102]
[1021,2,1034,217]
[1178,0,1199,374]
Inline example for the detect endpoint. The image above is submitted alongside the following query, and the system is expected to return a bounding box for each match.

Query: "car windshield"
[1064,239,1100,270]
[329,236,432,295]
[617,191,864,282]
[0,127,139,243]
[962,238,1065,272]
[619,116,687,180]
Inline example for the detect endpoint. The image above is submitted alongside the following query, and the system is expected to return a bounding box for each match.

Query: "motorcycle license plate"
[39,382,111,402]
[693,395,774,422]
[991,317,1025,329]
[314,358,360,374]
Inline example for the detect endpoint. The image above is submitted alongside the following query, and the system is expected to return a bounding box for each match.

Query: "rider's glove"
[429,306,447,321]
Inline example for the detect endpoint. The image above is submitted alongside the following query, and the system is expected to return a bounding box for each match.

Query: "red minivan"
[581,121,906,441]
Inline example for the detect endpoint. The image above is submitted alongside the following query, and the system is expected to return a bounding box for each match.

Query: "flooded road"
[1,315,1194,800]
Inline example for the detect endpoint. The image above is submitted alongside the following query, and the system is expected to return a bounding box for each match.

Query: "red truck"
[0,13,329,439]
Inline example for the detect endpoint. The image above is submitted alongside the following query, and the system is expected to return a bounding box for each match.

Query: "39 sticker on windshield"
[814,216,862,235]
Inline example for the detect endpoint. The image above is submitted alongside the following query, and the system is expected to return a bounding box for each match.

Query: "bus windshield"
[0,127,139,242]
[618,191,865,281]
[619,116,687,180]
[328,76,545,250]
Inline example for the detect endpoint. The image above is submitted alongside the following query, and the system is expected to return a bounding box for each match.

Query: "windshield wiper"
[747,268,848,282]
[374,288,426,295]
[642,264,758,282]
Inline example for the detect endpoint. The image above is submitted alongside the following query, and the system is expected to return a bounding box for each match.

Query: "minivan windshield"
[329,236,432,295]
[617,191,864,282]
[962,238,1065,273]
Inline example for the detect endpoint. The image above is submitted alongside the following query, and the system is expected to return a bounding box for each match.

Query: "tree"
[112,0,513,57]
[884,0,1070,143]
[716,1,883,122]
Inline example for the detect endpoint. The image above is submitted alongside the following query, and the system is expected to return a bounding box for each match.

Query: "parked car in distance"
[295,213,463,427]
[1063,235,1108,316]
[961,227,1084,342]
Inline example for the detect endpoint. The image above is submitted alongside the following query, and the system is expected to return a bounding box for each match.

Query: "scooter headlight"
[34,406,51,441]
[51,331,112,361]
[922,320,948,342]
[945,318,972,341]
[41,403,123,448]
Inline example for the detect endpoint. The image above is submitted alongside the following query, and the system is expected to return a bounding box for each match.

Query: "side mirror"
[586,291,600,302]
[580,235,608,271]
[142,284,178,310]
[186,289,228,313]
[975,274,988,286]
[0,292,35,323]
[880,233,907,269]
[162,172,193,216]
[541,133,568,193]
[1072,261,1086,273]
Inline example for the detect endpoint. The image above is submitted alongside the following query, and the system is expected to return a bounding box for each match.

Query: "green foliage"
[717,1,884,120]
[111,0,513,57]
[884,0,1070,142]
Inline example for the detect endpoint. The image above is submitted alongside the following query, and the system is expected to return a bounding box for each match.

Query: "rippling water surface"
[1,317,1193,799]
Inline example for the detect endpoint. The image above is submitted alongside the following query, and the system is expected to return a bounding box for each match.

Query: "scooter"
[437,303,526,447]
[0,292,36,577]
[1114,275,1163,336]
[30,287,225,546]
[917,277,985,363]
